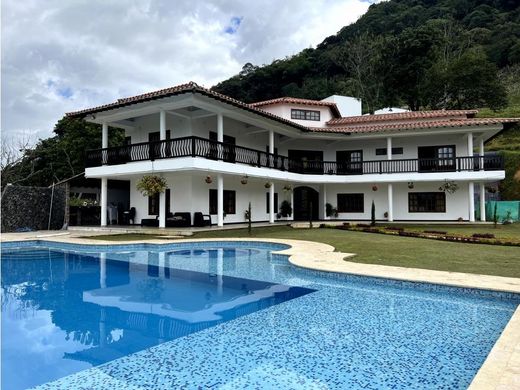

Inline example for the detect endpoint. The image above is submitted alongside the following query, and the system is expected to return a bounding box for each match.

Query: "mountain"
[212,0,520,113]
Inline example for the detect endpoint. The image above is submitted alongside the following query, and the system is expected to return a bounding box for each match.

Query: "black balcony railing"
[85,136,504,175]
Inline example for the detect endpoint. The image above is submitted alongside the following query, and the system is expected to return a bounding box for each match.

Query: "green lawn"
[193,225,520,278]
[377,222,520,241]
[87,224,520,278]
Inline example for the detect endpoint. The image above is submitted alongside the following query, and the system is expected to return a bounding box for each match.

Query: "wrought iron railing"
[85,136,504,175]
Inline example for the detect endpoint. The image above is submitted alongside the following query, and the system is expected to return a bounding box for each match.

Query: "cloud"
[1,0,370,141]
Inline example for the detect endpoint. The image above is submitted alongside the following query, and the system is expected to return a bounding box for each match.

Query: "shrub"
[356,223,371,228]
[472,233,495,239]
[424,230,448,235]
[385,226,404,232]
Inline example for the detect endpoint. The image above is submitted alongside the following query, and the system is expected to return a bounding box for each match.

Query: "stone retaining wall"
[1,185,66,232]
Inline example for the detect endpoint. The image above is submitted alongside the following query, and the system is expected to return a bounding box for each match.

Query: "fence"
[1,185,66,232]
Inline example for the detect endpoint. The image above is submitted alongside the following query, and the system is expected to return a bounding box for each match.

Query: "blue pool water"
[1,240,519,390]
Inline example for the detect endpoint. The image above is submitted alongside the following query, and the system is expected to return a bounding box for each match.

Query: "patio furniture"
[193,212,211,227]
[166,212,191,227]
[141,218,159,227]
[122,207,136,225]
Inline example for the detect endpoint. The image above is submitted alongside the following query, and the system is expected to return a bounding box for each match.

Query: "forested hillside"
[213,0,520,113]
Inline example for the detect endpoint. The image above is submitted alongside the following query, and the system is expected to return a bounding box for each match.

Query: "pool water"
[1,241,518,390]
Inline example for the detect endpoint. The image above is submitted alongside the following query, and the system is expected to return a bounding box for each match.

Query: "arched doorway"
[293,186,319,221]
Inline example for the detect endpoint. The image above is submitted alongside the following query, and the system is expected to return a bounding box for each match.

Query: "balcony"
[85,136,504,175]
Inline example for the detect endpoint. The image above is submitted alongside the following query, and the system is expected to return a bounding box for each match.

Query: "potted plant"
[283,184,292,192]
[439,180,458,194]
[502,211,514,225]
[372,185,378,191]
[205,175,213,184]
[279,200,292,219]
[241,175,248,185]
[136,175,167,196]
[264,182,272,189]
[325,203,338,218]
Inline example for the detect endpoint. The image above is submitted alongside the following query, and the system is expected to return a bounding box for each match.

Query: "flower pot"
[205,176,213,184]
[372,185,378,191]
[264,182,272,189]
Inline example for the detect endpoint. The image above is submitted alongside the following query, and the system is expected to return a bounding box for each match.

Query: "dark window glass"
[291,109,320,121]
[209,189,236,215]
[376,147,403,156]
[408,192,446,213]
[337,150,363,174]
[337,193,364,213]
[148,193,159,215]
[265,193,279,213]
[148,189,170,216]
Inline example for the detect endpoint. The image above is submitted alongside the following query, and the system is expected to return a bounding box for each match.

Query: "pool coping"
[2,235,519,389]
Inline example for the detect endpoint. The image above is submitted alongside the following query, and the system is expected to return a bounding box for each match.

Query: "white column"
[467,132,474,155]
[322,184,328,220]
[269,183,275,223]
[99,252,107,289]
[217,174,224,227]
[386,137,392,160]
[100,177,107,226]
[159,110,166,140]
[387,183,394,222]
[468,181,475,222]
[480,182,486,222]
[269,130,275,168]
[102,122,108,148]
[290,190,294,221]
[159,190,166,228]
[217,113,224,142]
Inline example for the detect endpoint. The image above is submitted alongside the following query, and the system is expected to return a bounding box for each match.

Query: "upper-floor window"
[291,109,320,121]
[375,147,403,156]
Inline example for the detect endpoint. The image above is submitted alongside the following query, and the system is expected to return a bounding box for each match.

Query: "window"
[337,193,364,213]
[408,192,446,213]
[337,150,363,174]
[209,189,236,215]
[148,189,170,216]
[375,147,404,156]
[148,193,159,215]
[291,109,320,121]
[418,145,456,171]
[266,192,279,213]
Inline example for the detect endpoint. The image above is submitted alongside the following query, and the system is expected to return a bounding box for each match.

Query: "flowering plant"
[136,175,167,196]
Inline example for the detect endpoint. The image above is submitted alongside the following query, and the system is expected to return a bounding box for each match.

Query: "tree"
[445,49,507,110]
[334,33,387,113]
[1,117,124,187]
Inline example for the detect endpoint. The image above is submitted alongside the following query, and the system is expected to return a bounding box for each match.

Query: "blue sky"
[1,0,376,141]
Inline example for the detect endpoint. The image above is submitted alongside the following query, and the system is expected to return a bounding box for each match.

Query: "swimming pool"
[1,240,518,389]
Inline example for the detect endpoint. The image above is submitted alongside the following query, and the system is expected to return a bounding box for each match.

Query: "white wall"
[324,181,470,221]
[254,103,334,128]
[129,172,284,224]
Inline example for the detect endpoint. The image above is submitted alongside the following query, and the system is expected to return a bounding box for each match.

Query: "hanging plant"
[408,182,414,189]
[205,175,213,184]
[438,180,458,194]
[372,185,378,191]
[136,175,167,197]
[241,175,249,185]
[486,186,497,194]
[264,182,272,189]
[283,184,292,192]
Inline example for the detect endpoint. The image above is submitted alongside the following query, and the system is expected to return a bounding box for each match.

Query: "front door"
[293,186,319,221]
[149,131,171,160]
[418,145,456,172]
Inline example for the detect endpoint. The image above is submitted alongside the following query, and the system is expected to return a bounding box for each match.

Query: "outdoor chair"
[193,212,212,227]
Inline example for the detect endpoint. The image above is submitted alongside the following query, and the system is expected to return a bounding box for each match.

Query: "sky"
[1,0,378,142]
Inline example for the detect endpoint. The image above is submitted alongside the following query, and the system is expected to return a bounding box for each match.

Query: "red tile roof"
[250,97,341,117]
[327,109,479,125]
[66,82,517,136]
[309,118,519,134]
[66,82,311,132]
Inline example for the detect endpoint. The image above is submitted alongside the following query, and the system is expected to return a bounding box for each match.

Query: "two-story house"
[67,82,517,227]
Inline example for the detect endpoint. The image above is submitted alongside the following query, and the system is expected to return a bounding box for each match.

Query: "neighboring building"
[66,82,518,227]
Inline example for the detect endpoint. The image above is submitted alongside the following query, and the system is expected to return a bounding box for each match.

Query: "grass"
[381,223,520,241]
[86,224,520,278]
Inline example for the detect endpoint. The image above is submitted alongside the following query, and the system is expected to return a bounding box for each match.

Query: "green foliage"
[213,0,519,111]
[371,201,376,227]
[136,175,168,197]
[498,151,520,201]
[279,200,292,218]
[325,203,338,218]
[2,117,124,186]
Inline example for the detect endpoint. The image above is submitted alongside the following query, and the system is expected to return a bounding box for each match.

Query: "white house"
[67,82,518,227]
